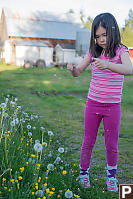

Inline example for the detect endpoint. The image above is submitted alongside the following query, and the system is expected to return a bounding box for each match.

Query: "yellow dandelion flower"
[61,160,63,163]
[46,188,50,193]
[45,177,48,180]
[26,143,29,146]
[18,176,23,180]
[62,170,67,175]
[42,197,46,199]
[44,183,47,187]
[0,191,2,195]
[17,183,19,190]
[8,189,11,192]
[32,192,34,195]
[35,183,38,186]
[52,187,55,191]
[20,167,24,172]
[26,162,29,165]
[6,134,9,138]
[10,179,15,184]
[2,178,6,182]
[4,187,7,190]
[35,185,38,190]
[74,194,80,198]
[49,191,54,195]
[58,195,61,198]
[31,154,36,158]
[15,179,18,183]
[8,131,10,134]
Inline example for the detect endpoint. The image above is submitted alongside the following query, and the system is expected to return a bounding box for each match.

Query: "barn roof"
[2,8,82,40]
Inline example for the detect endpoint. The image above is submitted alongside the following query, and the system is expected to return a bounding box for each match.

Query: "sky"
[0,0,133,27]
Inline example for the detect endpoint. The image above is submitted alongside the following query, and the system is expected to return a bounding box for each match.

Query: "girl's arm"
[94,52,133,75]
[67,54,91,77]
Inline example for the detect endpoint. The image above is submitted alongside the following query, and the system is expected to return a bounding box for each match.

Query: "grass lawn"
[0,62,133,198]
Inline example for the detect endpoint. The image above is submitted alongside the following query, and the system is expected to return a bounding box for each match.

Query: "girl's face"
[95,26,107,49]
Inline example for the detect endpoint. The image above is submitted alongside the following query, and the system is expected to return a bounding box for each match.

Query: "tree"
[121,9,133,46]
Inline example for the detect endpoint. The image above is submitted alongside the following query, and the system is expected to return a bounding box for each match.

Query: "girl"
[67,13,133,192]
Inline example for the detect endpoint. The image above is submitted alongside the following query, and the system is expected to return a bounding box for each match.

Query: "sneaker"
[106,177,118,192]
[77,174,90,188]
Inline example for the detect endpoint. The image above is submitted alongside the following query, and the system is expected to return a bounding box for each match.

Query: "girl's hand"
[67,63,75,72]
[94,58,109,70]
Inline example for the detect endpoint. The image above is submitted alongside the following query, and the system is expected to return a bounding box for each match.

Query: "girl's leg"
[103,103,121,167]
[80,99,102,170]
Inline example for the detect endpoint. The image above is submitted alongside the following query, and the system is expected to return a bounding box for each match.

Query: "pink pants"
[80,98,121,170]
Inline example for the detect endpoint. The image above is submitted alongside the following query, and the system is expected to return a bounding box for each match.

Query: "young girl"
[67,13,133,192]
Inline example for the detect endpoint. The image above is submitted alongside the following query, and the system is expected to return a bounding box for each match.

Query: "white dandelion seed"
[58,147,64,153]
[34,143,43,153]
[27,124,31,129]
[32,126,36,130]
[47,163,54,171]
[48,131,54,136]
[65,190,73,198]
[0,103,6,109]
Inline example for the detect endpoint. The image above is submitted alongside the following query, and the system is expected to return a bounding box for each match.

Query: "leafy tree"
[121,9,133,46]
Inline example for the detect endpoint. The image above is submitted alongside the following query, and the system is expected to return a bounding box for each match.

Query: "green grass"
[0,62,133,198]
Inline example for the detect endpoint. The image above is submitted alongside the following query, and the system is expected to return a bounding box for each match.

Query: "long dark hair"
[90,13,122,58]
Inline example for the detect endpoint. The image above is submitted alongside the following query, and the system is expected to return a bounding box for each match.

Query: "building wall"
[15,45,53,66]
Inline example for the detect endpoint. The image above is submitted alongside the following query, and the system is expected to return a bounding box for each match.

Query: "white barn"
[0,8,85,67]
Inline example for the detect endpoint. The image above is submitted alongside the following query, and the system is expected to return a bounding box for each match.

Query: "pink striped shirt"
[87,45,128,103]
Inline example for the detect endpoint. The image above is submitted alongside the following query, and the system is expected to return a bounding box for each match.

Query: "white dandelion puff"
[47,163,54,171]
[34,143,43,153]
[58,147,64,153]
[4,112,8,118]
[27,124,31,129]
[15,118,19,125]
[40,126,45,130]
[48,131,54,136]
[65,190,73,198]
[35,139,40,144]
[54,156,61,164]
[0,103,6,109]
[35,190,44,197]
[10,120,15,127]
[28,132,32,137]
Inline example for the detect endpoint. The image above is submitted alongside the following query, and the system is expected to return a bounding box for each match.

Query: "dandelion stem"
[0,168,11,178]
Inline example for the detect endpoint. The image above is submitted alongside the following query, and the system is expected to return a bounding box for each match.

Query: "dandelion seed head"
[35,190,44,197]
[48,131,54,136]
[27,124,31,129]
[58,147,64,153]
[47,163,54,171]
[65,190,73,198]
[34,143,43,153]
[0,103,6,109]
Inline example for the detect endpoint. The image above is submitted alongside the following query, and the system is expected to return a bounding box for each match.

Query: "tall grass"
[0,62,133,198]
